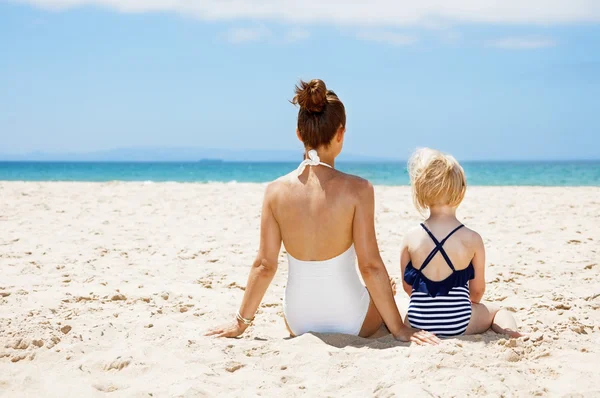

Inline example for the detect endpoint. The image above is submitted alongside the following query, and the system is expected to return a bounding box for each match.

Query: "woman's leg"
[394,295,412,327]
[358,297,384,337]
[358,278,397,338]
[284,317,295,337]
[465,302,522,337]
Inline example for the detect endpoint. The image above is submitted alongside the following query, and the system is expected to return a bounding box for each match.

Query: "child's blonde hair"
[408,148,466,213]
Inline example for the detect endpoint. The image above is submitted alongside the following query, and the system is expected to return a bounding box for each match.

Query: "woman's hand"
[393,327,441,345]
[205,318,249,338]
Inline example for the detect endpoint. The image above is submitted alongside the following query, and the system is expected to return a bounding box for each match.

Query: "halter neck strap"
[296,149,333,176]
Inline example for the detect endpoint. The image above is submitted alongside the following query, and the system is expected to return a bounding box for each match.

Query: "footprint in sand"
[503,349,521,362]
[104,356,132,371]
[196,279,212,289]
[227,282,245,291]
[6,338,30,350]
[280,375,303,385]
[10,353,28,363]
[225,362,245,373]
[75,296,93,302]
[584,293,600,301]
[93,383,121,392]
[60,325,72,334]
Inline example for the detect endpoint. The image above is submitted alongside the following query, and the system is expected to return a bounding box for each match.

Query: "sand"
[0,182,599,397]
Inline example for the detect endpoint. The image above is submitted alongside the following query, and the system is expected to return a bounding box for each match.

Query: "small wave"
[204,180,239,184]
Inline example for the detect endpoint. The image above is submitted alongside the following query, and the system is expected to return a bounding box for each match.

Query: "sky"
[0,1,599,161]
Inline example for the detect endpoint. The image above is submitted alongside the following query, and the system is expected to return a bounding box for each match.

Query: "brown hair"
[408,148,467,214]
[291,79,346,149]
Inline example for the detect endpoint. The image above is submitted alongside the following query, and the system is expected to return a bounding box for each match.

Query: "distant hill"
[0,147,396,162]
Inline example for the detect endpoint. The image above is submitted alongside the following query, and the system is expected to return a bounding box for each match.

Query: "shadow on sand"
[283,328,506,349]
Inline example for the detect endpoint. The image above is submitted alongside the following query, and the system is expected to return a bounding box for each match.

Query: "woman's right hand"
[205,318,249,338]
[393,327,441,345]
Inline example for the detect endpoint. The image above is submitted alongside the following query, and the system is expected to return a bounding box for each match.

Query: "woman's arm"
[206,183,282,338]
[469,232,486,304]
[399,237,413,297]
[353,182,438,345]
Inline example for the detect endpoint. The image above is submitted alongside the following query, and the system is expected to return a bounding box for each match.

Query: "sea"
[0,161,599,186]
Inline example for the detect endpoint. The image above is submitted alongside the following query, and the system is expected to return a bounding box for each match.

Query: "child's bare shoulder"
[460,225,484,248]
[402,225,424,246]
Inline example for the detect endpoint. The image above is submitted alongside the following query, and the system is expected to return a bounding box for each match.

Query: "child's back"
[400,148,522,338]
[402,220,482,337]
[405,221,479,280]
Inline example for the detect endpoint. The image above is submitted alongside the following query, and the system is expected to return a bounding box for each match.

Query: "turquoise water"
[0,161,599,186]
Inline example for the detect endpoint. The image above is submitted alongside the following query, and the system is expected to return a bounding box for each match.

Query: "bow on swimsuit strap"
[296,149,333,176]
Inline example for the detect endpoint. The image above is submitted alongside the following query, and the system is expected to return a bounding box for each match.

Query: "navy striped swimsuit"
[404,224,475,337]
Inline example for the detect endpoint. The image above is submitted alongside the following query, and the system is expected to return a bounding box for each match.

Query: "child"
[400,148,522,338]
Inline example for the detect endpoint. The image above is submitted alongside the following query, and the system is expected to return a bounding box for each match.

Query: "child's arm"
[469,232,486,303]
[400,236,413,297]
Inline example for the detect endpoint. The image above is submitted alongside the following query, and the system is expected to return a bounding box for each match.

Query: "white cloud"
[12,0,600,26]
[224,26,271,44]
[356,30,417,46]
[487,37,557,49]
[223,26,309,44]
[439,30,462,43]
[284,29,310,42]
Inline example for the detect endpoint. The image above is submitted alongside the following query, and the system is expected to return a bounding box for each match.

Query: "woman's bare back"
[269,167,366,261]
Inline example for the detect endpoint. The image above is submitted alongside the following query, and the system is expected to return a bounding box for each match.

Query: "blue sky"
[1,1,599,161]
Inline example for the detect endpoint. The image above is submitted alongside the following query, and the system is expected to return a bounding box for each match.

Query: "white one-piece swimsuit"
[283,244,370,336]
[282,150,371,336]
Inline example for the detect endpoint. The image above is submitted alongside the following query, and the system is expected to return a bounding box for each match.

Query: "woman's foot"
[389,277,397,296]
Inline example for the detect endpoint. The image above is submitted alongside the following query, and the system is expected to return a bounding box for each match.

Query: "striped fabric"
[407,285,472,337]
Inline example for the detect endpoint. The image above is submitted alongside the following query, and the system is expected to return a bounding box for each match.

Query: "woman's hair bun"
[292,79,327,113]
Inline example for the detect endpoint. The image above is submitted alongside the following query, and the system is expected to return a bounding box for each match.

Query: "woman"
[207,79,438,345]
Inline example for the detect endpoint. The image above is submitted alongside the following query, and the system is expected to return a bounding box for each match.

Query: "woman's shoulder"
[334,173,375,202]
[330,170,371,189]
[262,175,292,201]
[268,170,374,201]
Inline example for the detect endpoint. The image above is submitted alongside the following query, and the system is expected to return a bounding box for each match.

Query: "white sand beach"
[0,182,599,397]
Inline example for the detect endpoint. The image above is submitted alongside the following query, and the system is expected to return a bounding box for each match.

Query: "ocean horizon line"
[1,159,599,164]
[1,160,599,186]
[2,146,599,164]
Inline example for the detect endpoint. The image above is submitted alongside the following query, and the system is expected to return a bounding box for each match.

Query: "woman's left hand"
[205,319,249,338]
[393,327,441,345]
